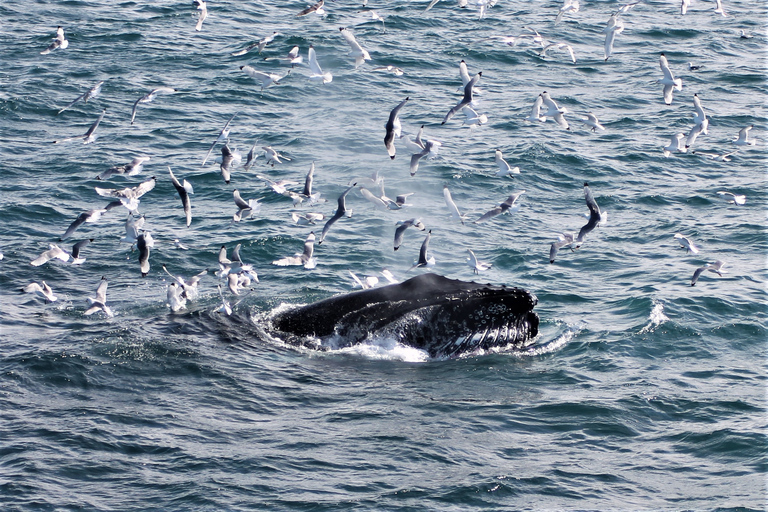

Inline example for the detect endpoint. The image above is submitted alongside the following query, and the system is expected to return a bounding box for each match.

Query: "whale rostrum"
[271,274,539,358]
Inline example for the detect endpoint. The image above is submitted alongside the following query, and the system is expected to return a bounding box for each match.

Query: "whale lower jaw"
[270,274,539,359]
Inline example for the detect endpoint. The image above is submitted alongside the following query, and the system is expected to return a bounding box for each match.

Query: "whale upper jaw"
[270,274,539,359]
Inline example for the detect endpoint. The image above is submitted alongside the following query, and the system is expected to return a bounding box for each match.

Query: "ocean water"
[1,0,766,510]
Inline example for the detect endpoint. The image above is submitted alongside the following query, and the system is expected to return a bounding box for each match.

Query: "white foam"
[639,300,669,334]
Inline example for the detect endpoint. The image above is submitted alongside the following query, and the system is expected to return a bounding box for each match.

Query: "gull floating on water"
[167,282,187,312]
[53,109,106,144]
[202,112,237,166]
[273,232,317,269]
[732,125,755,146]
[58,81,103,115]
[467,249,492,273]
[674,233,699,254]
[717,191,745,205]
[130,87,176,125]
[495,149,520,177]
[84,277,113,317]
[339,27,371,68]
[31,239,92,266]
[688,62,702,71]
[475,191,525,223]
[691,260,726,286]
[168,167,193,227]
[41,26,68,55]
[307,46,333,84]
[23,281,57,302]
[384,97,409,159]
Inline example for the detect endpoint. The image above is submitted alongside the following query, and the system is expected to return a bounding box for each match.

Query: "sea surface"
[1,0,766,510]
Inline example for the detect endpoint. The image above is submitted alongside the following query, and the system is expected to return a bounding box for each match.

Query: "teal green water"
[1,0,766,510]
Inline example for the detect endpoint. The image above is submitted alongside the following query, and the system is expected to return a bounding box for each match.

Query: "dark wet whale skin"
[271,274,539,358]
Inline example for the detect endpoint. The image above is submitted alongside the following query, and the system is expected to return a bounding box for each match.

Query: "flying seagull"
[384,97,409,159]
[53,109,106,144]
[57,80,104,115]
[318,184,356,244]
[130,87,177,125]
[168,167,193,227]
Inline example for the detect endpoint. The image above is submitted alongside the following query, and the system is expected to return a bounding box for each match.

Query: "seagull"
[603,15,624,61]
[166,282,187,312]
[443,72,481,125]
[61,208,108,240]
[233,189,260,222]
[372,65,404,76]
[555,0,580,24]
[540,91,570,130]
[394,218,426,250]
[366,10,386,30]
[98,156,151,180]
[219,144,236,184]
[41,26,68,55]
[549,232,575,263]
[680,0,689,15]
[84,277,113,317]
[581,112,605,132]
[349,270,378,290]
[163,265,207,301]
[262,146,291,166]
[412,230,435,269]
[659,53,683,105]
[688,62,702,70]
[339,27,371,68]
[685,93,708,146]
[540,42,577,64]
[240,65,286,95]
[318,183,357,244]
[23,281,57,302]
[195,0,207,31]
[462,106,488,127]
[443,186,465,225]
[691,260,726,286]
[525,95,546,123]
[31,239,92,266]
[732,125,755,146]
[254,174,300,203]
[674,233,699,254]
[663,133,687,157]
[475,191,525,223]
[272,232,317,269]
[384,97,409,159]
[685,122,707,150]
[467,249,492,273]
[717,191,745,205]
[53,109,106,144]
[231,32,281,56]
[168,167,193,227]
[576,183,606,245]
[130,87,176,125]
[202,112,237,166]
[291,212,325,225]
[94,176,156,213]
[739,30,752,39]
[495,149,520,177]
[307,46,333,84]
[359,187,390,210]
[384,192,414,210]
[121,215,145,245]
[174,239,189,250]
[297,0,325,16]
[57,81,104,115]
[228,271,255,296]
[299,162,324,204]
[216,284,232,315]
[265,46,304,67]
[217,244,254,278]
[410,139,441,176]
[137,233,153,276]
[243,140,261,171]
[691,149,738,162]
[457,60,482,95]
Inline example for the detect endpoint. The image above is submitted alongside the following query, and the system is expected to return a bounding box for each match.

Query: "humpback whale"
[271,274,539,358]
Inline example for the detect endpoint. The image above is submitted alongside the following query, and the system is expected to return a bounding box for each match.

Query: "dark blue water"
[1,0,766,510]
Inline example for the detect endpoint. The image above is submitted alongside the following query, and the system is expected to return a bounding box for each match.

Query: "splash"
[639,300,669,334]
